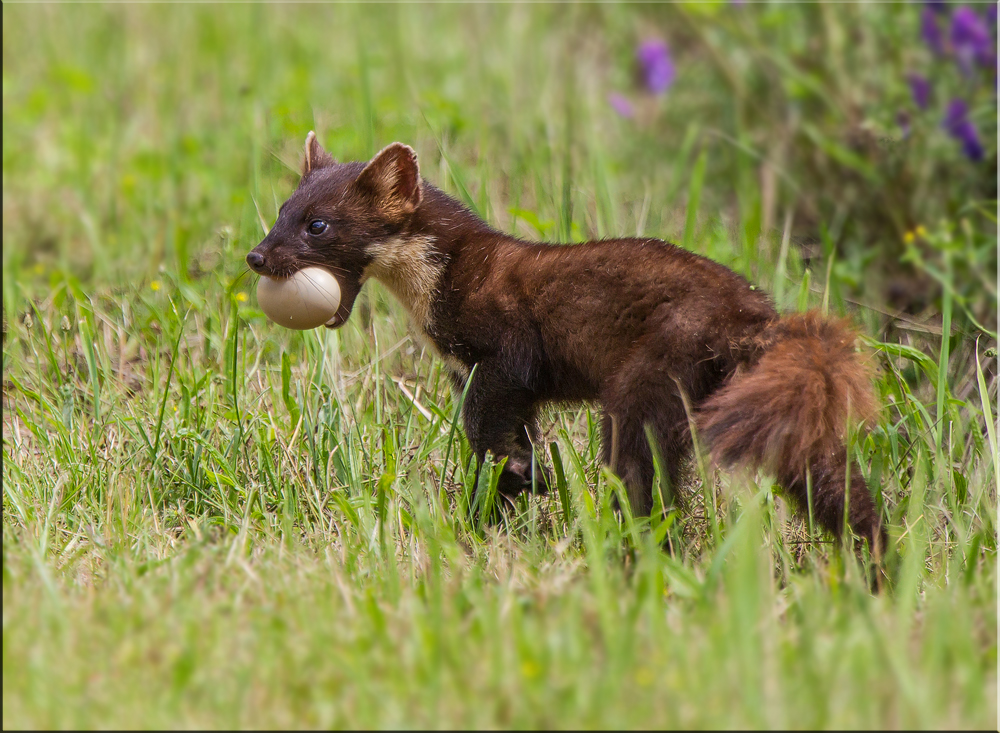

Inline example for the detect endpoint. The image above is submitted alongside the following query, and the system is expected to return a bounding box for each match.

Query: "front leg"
[459,363,548,498]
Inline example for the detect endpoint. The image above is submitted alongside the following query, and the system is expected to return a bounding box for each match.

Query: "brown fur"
[696,313,881,545]
[247,135,884,547]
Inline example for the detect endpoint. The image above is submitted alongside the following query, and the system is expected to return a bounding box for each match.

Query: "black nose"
[246,251,265,270]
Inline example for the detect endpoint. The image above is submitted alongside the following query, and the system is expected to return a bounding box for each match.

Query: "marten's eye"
[307,220,328,236]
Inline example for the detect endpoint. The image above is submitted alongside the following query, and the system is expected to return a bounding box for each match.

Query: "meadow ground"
[2,4,997,728]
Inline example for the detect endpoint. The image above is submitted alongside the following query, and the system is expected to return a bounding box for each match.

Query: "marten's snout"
[247,249,271,275]
[246,250,266,273]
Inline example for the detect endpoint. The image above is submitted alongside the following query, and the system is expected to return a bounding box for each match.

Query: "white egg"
[256,267,342,330]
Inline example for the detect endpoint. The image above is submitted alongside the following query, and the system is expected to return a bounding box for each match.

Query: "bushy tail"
[697,312,883,549]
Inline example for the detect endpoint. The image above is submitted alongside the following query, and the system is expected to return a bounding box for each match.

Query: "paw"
[498,456,551,496]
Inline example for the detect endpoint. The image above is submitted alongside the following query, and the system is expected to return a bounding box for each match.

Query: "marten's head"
[246,133,424,328]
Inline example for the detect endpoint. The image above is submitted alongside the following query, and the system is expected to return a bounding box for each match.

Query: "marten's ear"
[303,131,335,174]
[354,142,422,219]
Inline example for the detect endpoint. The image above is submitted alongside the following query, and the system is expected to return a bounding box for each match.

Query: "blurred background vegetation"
[3,3,996,326]
[2,2,996,728]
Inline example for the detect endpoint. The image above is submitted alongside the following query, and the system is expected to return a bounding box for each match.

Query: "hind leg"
[601,389,690,518]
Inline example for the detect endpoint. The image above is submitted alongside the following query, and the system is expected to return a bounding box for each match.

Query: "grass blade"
[682,149,707,252]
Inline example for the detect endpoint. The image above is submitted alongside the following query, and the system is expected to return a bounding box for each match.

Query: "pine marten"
[247,133,884,549]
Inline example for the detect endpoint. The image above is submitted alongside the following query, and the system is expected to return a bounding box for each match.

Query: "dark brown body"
[247,136,883,548]
[427,234,777,508]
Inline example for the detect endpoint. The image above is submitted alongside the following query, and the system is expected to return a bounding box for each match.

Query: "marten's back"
[442,236,777,398]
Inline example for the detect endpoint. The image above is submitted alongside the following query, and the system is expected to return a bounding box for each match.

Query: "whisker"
[232,268,257,287]
[285,258,352,277]
[241,254,352,281]
[297,269,343,308]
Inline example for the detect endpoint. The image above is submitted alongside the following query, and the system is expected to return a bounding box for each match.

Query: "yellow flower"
[903,231,915,245]
[150,280,161,291]
[236,292,248,303]
[915,225,927,238]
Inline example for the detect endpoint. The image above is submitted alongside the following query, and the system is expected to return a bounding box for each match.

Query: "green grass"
[3,4,997,729]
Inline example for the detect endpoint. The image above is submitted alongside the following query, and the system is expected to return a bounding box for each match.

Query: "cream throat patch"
[362,234,442,336]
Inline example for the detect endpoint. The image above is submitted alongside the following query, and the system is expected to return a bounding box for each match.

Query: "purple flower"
[943,98,984,160]
[608,92,634,118]
[954,123,983,160]
[908,73,932,109]
[924,0,949,15]
[987,4,997,29]
[636,39,676,95]
[943,98,969,129]
[951,6,994,72]
[921,7,946,54]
